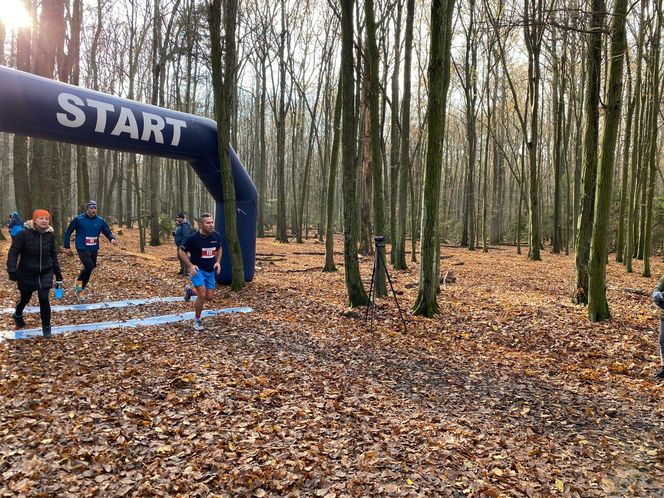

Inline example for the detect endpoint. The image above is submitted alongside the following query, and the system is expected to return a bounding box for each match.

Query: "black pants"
[16,288,51,328]
[77,250,99,289]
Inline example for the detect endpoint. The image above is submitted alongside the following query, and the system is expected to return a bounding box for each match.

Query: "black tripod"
[364,236,408,333]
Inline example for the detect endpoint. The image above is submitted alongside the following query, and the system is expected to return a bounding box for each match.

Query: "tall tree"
[274,0,291,243]
[640,5,661,278]
[249,1,272,238]
[458,0,478,250]
[587,0,629,321]
[209,0,245,290]
[615,48,634,263]
[123,0,152,234]
[340,0,368,307]
[625,1,647,273]
[388,1,402,264]
[323,73,343,273]
[485,0,530,255]
[359,61,373,255]
[412,0,455,317]
[489,57,505,245]
[147,0,163,246]
[522,0,546,261]
[574,0,604,304]
[365,0,387,297]
[393,0,414,270]
[148,0,181,245]
[550,22,566,254]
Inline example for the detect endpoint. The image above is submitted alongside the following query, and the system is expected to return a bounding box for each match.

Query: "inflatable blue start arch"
[0,65,256,284]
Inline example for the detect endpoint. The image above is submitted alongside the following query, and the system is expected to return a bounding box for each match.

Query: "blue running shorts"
[191,269,216,290]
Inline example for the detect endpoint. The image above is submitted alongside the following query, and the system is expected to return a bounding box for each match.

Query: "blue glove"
[653,291,664,309]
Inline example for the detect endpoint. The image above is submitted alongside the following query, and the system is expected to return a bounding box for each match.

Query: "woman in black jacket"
[6,209,63,338]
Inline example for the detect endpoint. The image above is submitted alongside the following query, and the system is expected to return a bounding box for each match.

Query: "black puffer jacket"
[6,222,62,291]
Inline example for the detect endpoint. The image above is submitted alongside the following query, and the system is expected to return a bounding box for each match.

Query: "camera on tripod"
[365,235,408,333]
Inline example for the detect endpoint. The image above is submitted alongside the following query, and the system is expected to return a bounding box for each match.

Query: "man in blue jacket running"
[63,200,116,301]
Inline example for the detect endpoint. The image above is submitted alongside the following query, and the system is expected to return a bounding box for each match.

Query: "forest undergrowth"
[0,227,662,497]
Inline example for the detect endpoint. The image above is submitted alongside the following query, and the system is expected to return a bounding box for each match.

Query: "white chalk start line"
[1,307,254,340]
[0,296,187,314]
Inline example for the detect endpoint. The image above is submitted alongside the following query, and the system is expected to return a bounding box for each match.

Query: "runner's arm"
[63,217,78,249]
[214,242,222,274]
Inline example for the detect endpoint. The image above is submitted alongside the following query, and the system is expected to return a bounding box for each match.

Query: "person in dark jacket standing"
[7,211,23,238]
[173,212,193,275]
[6,209,63,338]
[63,200,116,301]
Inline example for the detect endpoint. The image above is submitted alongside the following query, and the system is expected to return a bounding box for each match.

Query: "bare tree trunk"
[523,0,544,261]
[625,2,646,273]
[359,68,373,256]
[459,0,477,250]
[551,24,565,254]
[364,0,387,297]
[148,0,162,246]
[389,1,402,263]
[574,0,604,304]
[482,46,494,254]
[275,0,289,243]
[641,6,661,278]
[394,0,414,270]
[490,68,505,245]
[587,0,628,321]
[340,0,368,307]
[209,0,245,289]
[323,72,342,273]
[257,57,267,237]
[412,0,455,317]
[615,57,634,263]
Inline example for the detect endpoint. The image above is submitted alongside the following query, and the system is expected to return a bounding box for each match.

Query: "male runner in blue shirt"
[63,200,116,301]
[178,213,222,330]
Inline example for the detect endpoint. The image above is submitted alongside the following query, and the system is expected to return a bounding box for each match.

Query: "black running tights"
[16,288,51,328]
[77,250,99,289]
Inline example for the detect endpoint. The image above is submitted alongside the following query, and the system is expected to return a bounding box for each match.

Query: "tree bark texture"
[412,0,455,318]
[574,0,604,304]
[340,0,368,307]
[587,0,628,321]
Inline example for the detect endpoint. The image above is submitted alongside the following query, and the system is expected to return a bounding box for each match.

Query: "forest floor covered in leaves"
[0,227,662,497]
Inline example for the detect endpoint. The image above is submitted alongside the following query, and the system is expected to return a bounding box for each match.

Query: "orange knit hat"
[32,209,50,221]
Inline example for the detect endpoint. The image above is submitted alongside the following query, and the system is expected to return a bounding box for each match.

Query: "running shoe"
[184,285,193,302]
[12,313,26,329]
[74,284,85,302]
[193,318,204,331]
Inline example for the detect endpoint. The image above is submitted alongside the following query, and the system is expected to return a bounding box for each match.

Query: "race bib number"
[85,236,98,246]
[202,247,217,259]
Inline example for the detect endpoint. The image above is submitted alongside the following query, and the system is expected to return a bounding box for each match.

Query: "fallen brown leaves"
[0,230,662,497]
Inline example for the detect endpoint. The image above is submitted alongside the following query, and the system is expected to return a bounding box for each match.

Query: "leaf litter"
[0,230,662,496]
